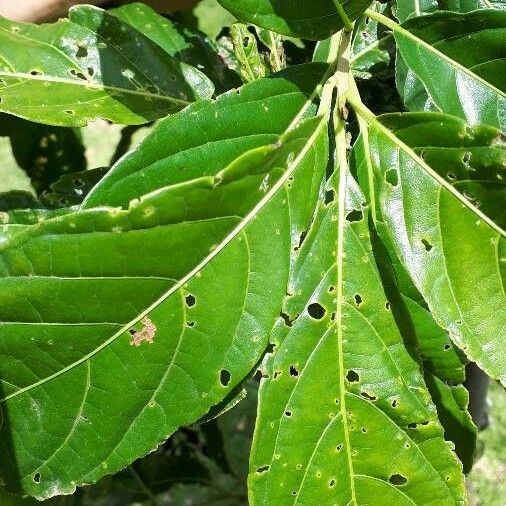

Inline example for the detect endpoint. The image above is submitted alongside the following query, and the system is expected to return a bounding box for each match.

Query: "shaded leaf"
[217,0,373,40]
[111,2,240,93]
[0,114,85,194]
[0,6,213,126]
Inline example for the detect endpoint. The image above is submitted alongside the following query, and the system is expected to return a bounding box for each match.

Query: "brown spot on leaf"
[130,317,157,346]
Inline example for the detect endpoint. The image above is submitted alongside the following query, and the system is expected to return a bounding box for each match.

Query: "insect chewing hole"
[391,399,398,408]
[186,321,195,327]
[256,465,270,474]
[385,168,399,186]
[360,391,377,401]
[280,311,296,327]
[354,294,363,306]
[361,427,367,433]
[444,343,451,351]
[336,443,343,452]
[69,69,87,81]
[185,294,196,307]
[345,209,363,223]
[325,189,335,204]
[447,172,457,181]
[64,110,75,115]
[33,472,41,483]
[307,302,326,320]
[408,422,418,429]
[421,239,433,252]
[88,67,95,76]
[219,369,231,387]
[30,70,42,76]
[289,365,299,377]
[285,410,292,417]
[346,370,360,383]
[329,478,336,488]
[462,151,471,164]
[389,474,407,486]
[76,45,88,58]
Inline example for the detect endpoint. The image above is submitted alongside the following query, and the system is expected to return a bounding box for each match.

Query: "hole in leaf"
[33,473,41,484]
[294,230,307,251]
[273,371,281,379]
[289,365,299,377]
[462,151,471,164]
[361,427,367,433]
[88,66,95,76]
[346,370,360,383]
[389,474,407,486]
[69,69,87,80]
[219,369,231,387]
[186,321,195,327]
[266,342,276,354]
[325,189,335,204]
[329,479,336,488]
[385,301,391,310]
[285,411,292,417]
[64,110,75,115]
[30,70,42,76]
[280,311,297,327]
[129,329,136,336]
[385,169,399,186]
[444,344,451,351]
[354,294,363,306]
[328,285,335,293]
[336,444,343,452]
[361,391,376,401]
[421,239,433,252]
[76,45,88,58]
[408,422,417,429]
[185,294,196,307]
[346,209,363,222]
[447,172,456,181]
[256,465,270,474]
[308,303,326,320]
[391,399,398,408]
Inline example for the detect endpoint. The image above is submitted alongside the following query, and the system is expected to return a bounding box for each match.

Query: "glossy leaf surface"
[217,0,373,40]
[0,65,329,499]
[0,6,213,126]
[350,105,506,385]
[394,10,506,128]
[250,122,465,504]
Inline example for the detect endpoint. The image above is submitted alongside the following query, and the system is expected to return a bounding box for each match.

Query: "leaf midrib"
[0,115,328,404]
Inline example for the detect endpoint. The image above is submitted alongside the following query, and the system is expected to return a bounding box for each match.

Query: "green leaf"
[378,113,506,229]
[83,64,329,208]
[392,10,506,129]
[217,0,373,40]
[348,98,506,385]
[110,2,240,94]
[394,0,438,23]
[0,64,330,499]
[250,118,465,504]
[0,6,214,127]
[351,3,392,79]
[231,24,269,83]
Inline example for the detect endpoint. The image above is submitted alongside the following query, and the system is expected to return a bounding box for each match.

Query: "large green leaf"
[348,98,506,385]
[250,111,465,504]
[0,6,213,126]
[0,64,330,499]
[217,0,373,40]
[110,2,240,94]
[389,10,506,129]
[378,113,506,229]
